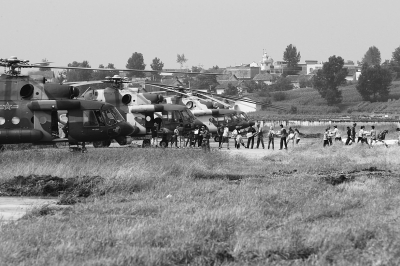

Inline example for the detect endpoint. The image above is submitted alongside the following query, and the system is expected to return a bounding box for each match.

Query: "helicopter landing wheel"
[142,139,151,148]
[93,140,111,148]
[159,140,168,148]
[214,136,220,142]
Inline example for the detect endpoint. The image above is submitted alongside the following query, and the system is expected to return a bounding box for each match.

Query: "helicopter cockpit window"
[186,110,196,120]
[94,110,105,126]
[239,113,248,120]
[173,111,183,122]
[180,110,191,121]
[109,107,124,122]
[83,110,99,127]
[103,110,117,126]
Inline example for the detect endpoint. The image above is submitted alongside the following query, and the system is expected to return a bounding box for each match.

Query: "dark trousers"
[345,136,352,145]
[328,138,332,145]
[323,140,330,147]
[198,136,203,147]
[218,135,223,147]
[280,137,287,149]
[247,136,254,149]
[256,137,264,148]
[268,137,274,149]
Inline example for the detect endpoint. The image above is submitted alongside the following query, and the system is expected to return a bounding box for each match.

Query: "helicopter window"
[94,110,105,126]
[216,117,225,122]
[180,110,191,121]
[83,110,99,127]
[109,107,124,122]
[103,110,117,126]
[173,111,183,122]
[0,117,5,125]
[186,110,196,120]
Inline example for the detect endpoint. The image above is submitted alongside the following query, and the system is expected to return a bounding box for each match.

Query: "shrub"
[273,91,287,101]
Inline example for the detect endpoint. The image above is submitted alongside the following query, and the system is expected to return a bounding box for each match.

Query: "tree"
[91,63,119,88]
[176,54,188,69]
[190,72,218,92]
[223,83,238,96]
[356,63,392,102]
[66,61,92,82]
[126,52,146,78]
[362,46,381,66]
[283,44,301,75]
[270,76,293,91]
[391,46,400,78]
[313,55,348,105]
[191,66,202,73]
[150,57,164,81]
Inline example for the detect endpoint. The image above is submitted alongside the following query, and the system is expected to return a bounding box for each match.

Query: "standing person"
[201,127,211,152]
[369,125,377,146]
[246,125,256,149]
[186,130,194,147]
[323,128,330,147]
[287,127,295,147]
[193,125,199,148]
[327,126,334,146]
[217,125,224,148]
[220,125,230,149]
[361,126,368,145]
[198,126,204,147]
[357,126,364,143]
[397,128,400,146]
[279,124,288,150]
[268,126,275,150]
[351,123,357,144]
[236,132,246,149]
[172,126,179,148]
[178,123,184,148]
[333,125,341,142]
[294,129,301,145]
[231,126,239,148]
[345,126,352,145]
[256,123,265,149]
[151,122,158,147]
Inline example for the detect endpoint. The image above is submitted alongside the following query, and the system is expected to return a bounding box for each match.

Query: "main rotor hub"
[0,56,31,76]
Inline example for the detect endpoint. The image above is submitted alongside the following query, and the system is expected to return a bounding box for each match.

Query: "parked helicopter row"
[0,56,280,151]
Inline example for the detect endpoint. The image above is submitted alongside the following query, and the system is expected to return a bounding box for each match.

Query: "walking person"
[345,126,352,145]
[397,128,400,146]
[333,125,342,142]
[178,123,184,148]
[193,125,199,148]
[360,126,368,145]
[186,130,194,147]
[220,125,230,149]
[351,123,357,144]
[256,122,265,149]
[246,125,256,149]
[279,124,288,150]
[236,133,246,149]
[171,126,179,148]
[217,125,224,148]
[151,122,158,147]
[201,126,211,152]
[231,126,239,148]
[357,126,364,143]
[198,126,204,147]
[327,126,334,146]
[369,125,377,147]
[268,126,275,150]
[287,127,295,147]
[323,128,330,147]
[294,128,301,145]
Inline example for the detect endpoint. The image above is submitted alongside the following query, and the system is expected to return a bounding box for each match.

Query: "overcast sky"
[1,0,399,70]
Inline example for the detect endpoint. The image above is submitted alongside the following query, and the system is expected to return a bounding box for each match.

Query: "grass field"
[1,145,400,265]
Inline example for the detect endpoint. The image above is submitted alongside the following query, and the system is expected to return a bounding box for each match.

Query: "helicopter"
[71,75,205,147]
[0,56,136,151]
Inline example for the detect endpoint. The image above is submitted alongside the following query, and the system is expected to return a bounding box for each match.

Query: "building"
[225,64,260,80]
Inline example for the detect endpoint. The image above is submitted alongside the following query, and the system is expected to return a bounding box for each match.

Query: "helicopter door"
[33,111,53,141]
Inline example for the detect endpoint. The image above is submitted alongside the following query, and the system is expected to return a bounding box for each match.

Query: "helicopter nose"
[117,121,136,136]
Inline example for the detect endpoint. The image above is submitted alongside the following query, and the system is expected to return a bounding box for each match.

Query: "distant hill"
[246,81,400,116]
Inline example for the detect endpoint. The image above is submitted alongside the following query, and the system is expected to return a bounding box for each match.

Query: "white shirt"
[223,127,229,137]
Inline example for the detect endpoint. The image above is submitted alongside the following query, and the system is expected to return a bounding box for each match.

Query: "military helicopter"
[71,75,205,147]
[0,56,135,151]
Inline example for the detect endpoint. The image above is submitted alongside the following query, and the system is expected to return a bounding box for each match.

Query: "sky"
[1,0,399,70]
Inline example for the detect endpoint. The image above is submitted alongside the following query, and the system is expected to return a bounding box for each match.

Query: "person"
[171,126,179,148]
[236,132,246,149]
[397,128,400,146]
[351,123,357,144]
[178,123,184,148]
[279,124,287,150]
[151,122,158,147]
[256,123,265,149]
[294,128,301,145]
[160,127,170,148]
[375,129,389,148]
[327,127,334,146]
[186,130,194,147]
[323,128,330,147]
[360,126,368,145]
[369,125,377,146]
[217,125,224,148]
[201,127,211,152]
[357,126,364,143]
[345,126,352,145]
[267,126,275,150]
[333,125,341,142]
[231,126,239,148]
[246,125,256,149]
[220,125,230,149]
[287,127,295,147]
[193,125,199,148]
[198,126,204,147]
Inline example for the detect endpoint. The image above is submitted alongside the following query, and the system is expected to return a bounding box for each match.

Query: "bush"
[273,91,287,101]
[257,90,270,97]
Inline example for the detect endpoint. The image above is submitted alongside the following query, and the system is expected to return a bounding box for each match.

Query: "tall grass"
[0,145,400,265]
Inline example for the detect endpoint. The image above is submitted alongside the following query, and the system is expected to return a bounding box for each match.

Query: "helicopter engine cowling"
[44,84,80,99]
[142,93,159,104]
[200,100,213,109]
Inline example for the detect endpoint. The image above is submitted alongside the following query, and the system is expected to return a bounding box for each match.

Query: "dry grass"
[0,144,400,265]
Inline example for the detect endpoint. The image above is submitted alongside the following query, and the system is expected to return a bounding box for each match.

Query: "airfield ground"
[0,139,400,265]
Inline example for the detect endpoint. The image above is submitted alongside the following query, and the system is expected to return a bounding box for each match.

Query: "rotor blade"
[193,92,231,108]
[63,80,106,86]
